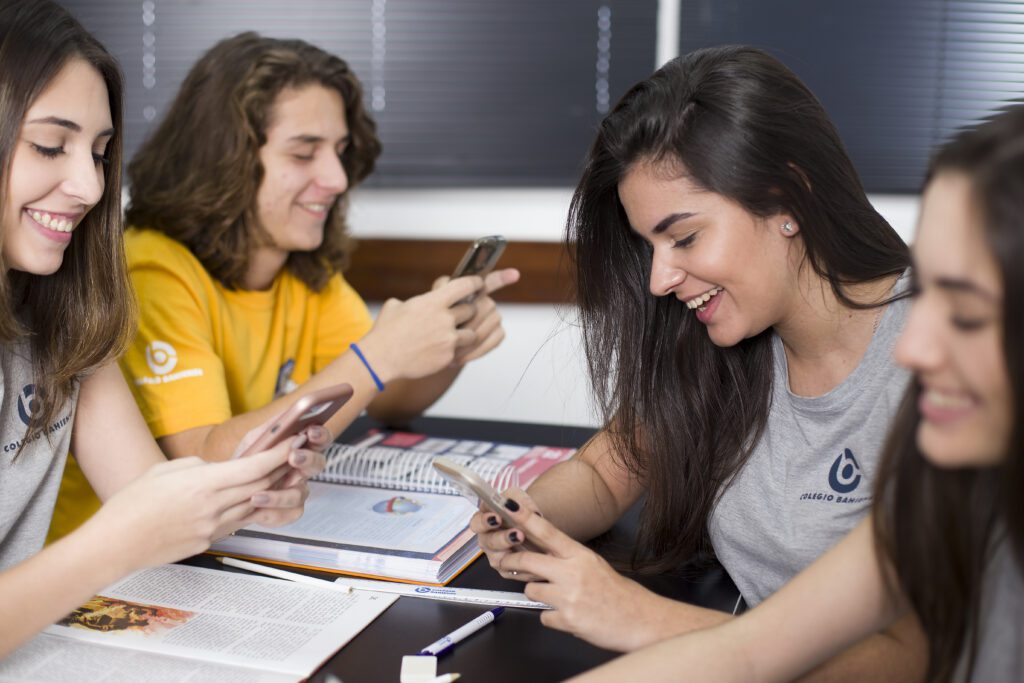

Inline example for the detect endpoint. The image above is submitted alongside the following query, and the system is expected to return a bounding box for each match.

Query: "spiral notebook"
[210,430,575,585]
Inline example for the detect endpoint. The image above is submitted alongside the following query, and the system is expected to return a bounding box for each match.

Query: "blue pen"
[418,607,505,657]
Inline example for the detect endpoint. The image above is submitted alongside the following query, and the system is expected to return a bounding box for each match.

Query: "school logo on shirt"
[3,384,71,454]
[828,448,862,494]
[134,340,204,386]
[145,341,178,375]
[16,384,40,426]
[798,447,870,506]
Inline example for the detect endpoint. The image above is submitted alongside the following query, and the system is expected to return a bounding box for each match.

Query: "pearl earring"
[781,221,794,233]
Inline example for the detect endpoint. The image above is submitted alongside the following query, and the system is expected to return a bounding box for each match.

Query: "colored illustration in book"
[57,596,194,635]
[372,495,423,515]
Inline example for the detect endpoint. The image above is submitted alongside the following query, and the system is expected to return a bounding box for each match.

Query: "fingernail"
[486,515,500,527]
[508,531,520,544]
[504,498,520,512]
[252,494,270,505]
[292,453,308,465]
[309,425,328,441]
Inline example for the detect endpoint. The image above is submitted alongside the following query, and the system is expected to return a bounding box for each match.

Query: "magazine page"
[0,636,296,683]
[4,564,396,678]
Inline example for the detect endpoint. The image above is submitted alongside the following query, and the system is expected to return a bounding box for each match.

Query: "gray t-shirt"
[955,535,1024,682]
[0,344,77,570]
[709,274,911,606]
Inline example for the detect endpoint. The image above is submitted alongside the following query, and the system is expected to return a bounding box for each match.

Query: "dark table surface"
[199,416,740,683]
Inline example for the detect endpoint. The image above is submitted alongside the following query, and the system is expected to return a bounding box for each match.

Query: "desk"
[200,416,740,682]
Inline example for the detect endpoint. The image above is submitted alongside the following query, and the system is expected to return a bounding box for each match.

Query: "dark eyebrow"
[26,116,114,138]
[651,212,698,235]
[287,134,350,146]
[27,115,80,132]
[935,276,999,302]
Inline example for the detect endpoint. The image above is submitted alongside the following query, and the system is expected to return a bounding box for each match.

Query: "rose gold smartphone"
[433,456,543,552]
[236,383,353,458]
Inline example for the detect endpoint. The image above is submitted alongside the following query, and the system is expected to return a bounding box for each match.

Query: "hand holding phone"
[235,383,353,459]
[433,456,543,552]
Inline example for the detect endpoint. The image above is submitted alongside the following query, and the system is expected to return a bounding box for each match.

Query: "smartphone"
[235,383,353,458]
[433,456,543,552]
[452,235,507,280]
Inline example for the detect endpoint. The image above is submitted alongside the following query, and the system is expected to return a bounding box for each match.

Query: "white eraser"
[400,655,437,683]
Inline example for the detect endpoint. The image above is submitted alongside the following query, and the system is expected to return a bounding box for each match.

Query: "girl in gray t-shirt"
[473,45,925,679]
[573,102,1024,683]
[0,1,325,657]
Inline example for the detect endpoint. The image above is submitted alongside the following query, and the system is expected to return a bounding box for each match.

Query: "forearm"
[526,459,633,541]
[161,349,387,461]
[795,614,926,683]
[365,366,461,425]
[0,521,130,657]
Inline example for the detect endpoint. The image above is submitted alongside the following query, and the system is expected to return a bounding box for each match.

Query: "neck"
[774,268,898,396]
[243,247,289,290]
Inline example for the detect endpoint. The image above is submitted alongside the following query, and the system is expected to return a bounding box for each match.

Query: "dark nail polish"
[486,515,500,527]
[504,498,520,512]
[509,531,520,543]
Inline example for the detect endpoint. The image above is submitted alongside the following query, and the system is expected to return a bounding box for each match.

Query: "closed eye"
[672,234,696,249]
[31,143,64,159]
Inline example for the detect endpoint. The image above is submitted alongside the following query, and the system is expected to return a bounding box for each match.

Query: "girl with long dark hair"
[0,0,323,655]
[568,103,1024,683]
[472,46,927,678]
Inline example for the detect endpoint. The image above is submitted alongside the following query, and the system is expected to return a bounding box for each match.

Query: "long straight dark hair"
[568,46,910,571]
[0,0,133,445]
[873,106,1024,682]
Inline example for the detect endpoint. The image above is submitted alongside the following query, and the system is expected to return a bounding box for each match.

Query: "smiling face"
[2,58,112,275]
[617,160,799,347]
[255,84,350,258]
[894,172,1011,467]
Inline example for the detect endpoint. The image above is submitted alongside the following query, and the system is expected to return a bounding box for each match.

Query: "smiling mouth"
[685,286,722,310]
[26,209,75,233]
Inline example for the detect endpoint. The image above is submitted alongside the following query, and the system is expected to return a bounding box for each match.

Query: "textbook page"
[249,482,477,553]
[0,564,396,680]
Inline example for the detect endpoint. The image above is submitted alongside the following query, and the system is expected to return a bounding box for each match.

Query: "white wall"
[354,191,920,428]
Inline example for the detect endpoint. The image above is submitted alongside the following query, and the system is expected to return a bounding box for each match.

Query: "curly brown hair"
[0,0,134,449]
[126,32,382,291]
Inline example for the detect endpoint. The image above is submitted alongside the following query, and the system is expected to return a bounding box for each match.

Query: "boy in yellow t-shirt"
[48,32,519,539]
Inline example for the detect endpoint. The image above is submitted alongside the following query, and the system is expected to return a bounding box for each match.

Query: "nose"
[893,291,945,373]
[316,151,349,195]
[62,149,105,207]
[649,250,686,297]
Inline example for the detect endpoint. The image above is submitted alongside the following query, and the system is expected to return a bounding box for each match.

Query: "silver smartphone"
[452,235,507,279]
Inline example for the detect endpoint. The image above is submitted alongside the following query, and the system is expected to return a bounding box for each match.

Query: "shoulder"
[125,228,213,287]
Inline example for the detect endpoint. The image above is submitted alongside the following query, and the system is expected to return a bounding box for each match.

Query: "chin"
[916,424,1005,469]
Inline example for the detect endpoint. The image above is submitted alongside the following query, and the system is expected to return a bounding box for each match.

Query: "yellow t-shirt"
[48,227,374,540]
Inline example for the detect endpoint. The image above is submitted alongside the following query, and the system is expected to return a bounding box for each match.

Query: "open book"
[210,430,575,585]
[0,564,396,682]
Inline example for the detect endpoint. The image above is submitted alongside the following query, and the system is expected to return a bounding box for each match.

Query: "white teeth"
[27,210,74,232]
[686,286,722,309]
[304,203,328,212]
[924,389,972,410]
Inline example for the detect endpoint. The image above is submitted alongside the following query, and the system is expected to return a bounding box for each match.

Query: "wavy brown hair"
[0,0,133,448]
[873,106,1024,683]
[126,32,381,291]
[569,46,910,572]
